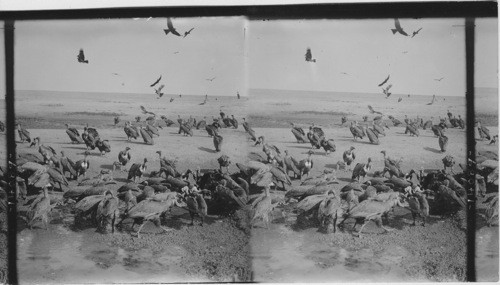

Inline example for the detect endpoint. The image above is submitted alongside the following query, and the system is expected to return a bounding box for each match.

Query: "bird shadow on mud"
[100,164,114,170]
[423,147,442,154]
[198,147,217,154]
[62,146,87,150]
[288,145,313,149]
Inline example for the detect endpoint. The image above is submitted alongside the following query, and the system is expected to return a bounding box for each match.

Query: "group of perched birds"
[3,100,497,238]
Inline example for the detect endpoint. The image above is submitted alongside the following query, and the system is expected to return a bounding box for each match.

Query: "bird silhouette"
[150,75,162,87]
[183,28,194,38]
[77,49,89,64]
[434,77,444,82]
[382,84,393,98]
[391,19,409,36]
[155,84,165,98]
[411,27,423,38]
[140,106,156,116]
[173,51,180,54]
[378,75,390,87]
[206,77,216,81]
[398,97,402,102]
[170,98,174,102]
[164,18,181,36]
[305,48,316,62]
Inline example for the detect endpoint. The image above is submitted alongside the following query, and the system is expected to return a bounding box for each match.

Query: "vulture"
[65,124,84,144]
[352,158,372,182]
[205,124,219,137]
[349,122,364,141]
[366,127,380,144]
[391,18,409,36]
[407,192,429,226]
[164,18,181,36]
[124,121,139,141]
[320,139,336,155]
[139,127,154,145]
[128,158,148,182]
[343,146,356,170]
[114,147,131,172]
[372,123,386,136]
[291,123,307,143]
[305,48,316,62]
[196,118,207,129]
[411,28,423,38]
[17,124,31,143]
[95,139,111,156]
[150,75,162,87]
[213,134,223,152]
[307,126,325,149]
[184,193,208,226]
[74,151,91,179]
[405,124,420,137]
[438,134,448,152]
[77,49,89,63]
[378,75,390,87]
[184,28,195,38]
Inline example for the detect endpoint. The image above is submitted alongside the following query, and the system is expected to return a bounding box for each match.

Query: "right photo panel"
[246,17,493,282]
[474,17,498,282]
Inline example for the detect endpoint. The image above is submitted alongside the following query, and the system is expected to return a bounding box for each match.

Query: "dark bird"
[343,146,356,171]
[349,121,364,141]
[124,121,139,141]
[352,157,372,182]
[139,126,154,145]
[95,138,111,156]
[140,105,156,117]
[305,47,316,63]
[150,75,162,87]
[378,75,390,87]
[65,124,83,144]
[398,97,402,102]
[113,147,131,172]
[164,18,181,36]
[434,77,444,82]
[155,84,165,98]
[290,123,307,143]
[411,27,423,38]
[438,134,449,152]
[74,151,91,179]
[17,124,31,143]
[213,134,223,152]
[391,18,409,36]
[321,139,336,155]
[365,127,380,145]
[77,49,89,64]
[184,193,208,226]
[183,28,194,38]
[367,105,383,115]
[206,77,216,82]
[128,158,148,182]
[96,190,119,233]
[170,98,174,102]
[382,84,393,98]
[27,186,52,229]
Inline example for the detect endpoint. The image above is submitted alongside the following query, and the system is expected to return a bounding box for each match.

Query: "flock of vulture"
[0,99,497,238]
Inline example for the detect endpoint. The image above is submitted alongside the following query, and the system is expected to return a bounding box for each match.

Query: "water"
[476,226,499,282]
[17,225,208,284]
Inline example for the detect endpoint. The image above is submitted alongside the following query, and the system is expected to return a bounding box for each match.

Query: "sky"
[13,17,246,96]
[1,16,497,97]
[249,18,497,97]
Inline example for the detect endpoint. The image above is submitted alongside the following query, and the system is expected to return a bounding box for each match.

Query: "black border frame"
[2,2,498,283]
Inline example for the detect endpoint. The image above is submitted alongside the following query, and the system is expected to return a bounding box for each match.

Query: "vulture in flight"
[164,18,182,36]
[77,49,89,64]
[378,75,390,87]
[411,28,423,38]
[140,106,156,117]
[150,75,162,87]
[391,19,409,36]
[184,28,194,38]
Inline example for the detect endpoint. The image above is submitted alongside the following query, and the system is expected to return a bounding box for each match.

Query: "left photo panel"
[12,18,251,283]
